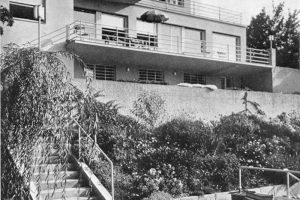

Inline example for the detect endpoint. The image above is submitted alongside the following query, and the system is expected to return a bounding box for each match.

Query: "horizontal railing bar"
[241,166,300,174]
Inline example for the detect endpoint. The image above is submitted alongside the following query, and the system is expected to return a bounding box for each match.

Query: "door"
[184,28,204,55]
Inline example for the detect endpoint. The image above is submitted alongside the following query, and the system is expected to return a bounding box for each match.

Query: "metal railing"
[239,166,300,198]
[67,21,271,65]
[138,0,242,24]
[69,114,114,200]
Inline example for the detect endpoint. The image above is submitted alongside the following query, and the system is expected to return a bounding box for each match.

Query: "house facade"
[2,0,276,92]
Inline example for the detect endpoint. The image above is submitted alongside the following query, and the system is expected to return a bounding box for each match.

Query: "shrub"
[144,191,173,200]
[131,91,165,128]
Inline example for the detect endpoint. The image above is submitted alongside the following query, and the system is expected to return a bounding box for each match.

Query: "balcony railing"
[67,21,271,65]
[137,0,243,24]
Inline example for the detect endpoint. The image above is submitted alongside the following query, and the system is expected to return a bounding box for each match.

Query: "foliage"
[0,5,14,35]
[131,91,165,128]
[247,3,300,68]
[1,46,82,199]
[143,191,173,200]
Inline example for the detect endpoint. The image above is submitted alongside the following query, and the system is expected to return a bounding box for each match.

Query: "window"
[158,0,184,6]
[184,73,206,84]
[101,13,127,42]
[136,20,158,47]
[89,65,116,81]
[139,69,164,83]
[221,77,232,89]
[184,28,206,54]
[212,33,241,61]
[10,1,46,22]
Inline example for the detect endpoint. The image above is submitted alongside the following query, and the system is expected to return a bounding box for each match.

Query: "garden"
[1,47,300,200]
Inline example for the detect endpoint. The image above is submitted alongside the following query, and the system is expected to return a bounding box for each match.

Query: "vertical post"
[219,7,221,20]
[79,21,82,41]
[287,172,290,198]
[149,32,151,49]
[66,25,70,40]
[227,44,230,60]
[116,27,119,45]
[111,162,114,200]
[249,48,252,63]
[93,65,96,80]
[38,5,41,50]
[78,128,81,160]
[239,167,242,192]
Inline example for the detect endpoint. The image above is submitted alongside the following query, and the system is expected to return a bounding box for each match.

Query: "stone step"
[52,197,98,200]
[39,187,91,199]
[37,179,83,190]
[31,163,75,173]
[32,171,80,181]
[32,155,71,164]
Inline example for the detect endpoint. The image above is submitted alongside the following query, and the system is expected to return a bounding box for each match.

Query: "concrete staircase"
[30,142,100,200]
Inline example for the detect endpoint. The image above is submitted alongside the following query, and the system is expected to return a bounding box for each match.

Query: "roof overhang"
[67,40,272,77]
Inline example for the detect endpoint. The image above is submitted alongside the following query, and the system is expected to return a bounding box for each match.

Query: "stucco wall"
[72,79,300,121]
[2,0,74,47]
[273,67,300,94]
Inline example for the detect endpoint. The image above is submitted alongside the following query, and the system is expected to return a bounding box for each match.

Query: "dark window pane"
[10,3,35,20]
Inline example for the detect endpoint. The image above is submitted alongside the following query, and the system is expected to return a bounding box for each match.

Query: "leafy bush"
[131,91,165,128]
[143,191,173,200]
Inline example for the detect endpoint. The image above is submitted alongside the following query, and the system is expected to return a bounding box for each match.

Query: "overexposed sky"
[199,0,300,25]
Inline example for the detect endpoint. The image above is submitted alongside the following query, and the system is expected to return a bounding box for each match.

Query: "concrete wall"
[73,60,245,89]
[72,79,300,121]
[273,67,300,94]
[1,0,73,47]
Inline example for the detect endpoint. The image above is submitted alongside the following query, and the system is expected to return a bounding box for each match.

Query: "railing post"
[78,127,81,160]
[149,32,151,49]
[116,27,119,45]
[219,8,221,20]
[287,172,290,198]
[111,162,114,200]
[239,167,242,192]
[249,48,252,63]
[93,65,96,80]
[66,24,70,40]
[79,21,82,41]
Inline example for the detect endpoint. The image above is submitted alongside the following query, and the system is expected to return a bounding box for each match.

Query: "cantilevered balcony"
[136,0,243,25]
[66,21,271,66]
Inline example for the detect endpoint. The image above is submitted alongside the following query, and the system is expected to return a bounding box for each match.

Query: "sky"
[198,0,300,25]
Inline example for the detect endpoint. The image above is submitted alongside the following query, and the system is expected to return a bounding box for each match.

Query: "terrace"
[66,21,271,66]
[137,0,243,25]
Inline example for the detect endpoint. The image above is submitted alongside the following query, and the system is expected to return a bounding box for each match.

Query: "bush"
[144,191,173,200]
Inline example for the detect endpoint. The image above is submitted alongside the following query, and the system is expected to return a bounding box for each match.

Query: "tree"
[0,5,14,35]
[247,3,300,69]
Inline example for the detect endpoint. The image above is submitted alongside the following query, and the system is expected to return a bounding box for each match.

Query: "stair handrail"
[68,114,114,200]
[239,166,300,198]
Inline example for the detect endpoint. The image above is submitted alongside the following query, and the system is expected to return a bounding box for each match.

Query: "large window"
[136,20,158,47]
[184,73,206,84]
[10,1,46,22]
[9,0,46,22]
[184,28,205,54]
[212,33,241,61]
[101,13,127,43]
[88,65,116,81]
[139,69,164,83]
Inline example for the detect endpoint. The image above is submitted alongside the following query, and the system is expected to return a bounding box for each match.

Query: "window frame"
[184,73,206,84]
[139,69,164,84]
[9,1,46,23]
[88,64,116,81]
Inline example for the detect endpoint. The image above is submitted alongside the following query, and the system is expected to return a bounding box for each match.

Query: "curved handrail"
[68,113,114,200]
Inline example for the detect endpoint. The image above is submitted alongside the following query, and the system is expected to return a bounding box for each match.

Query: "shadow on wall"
[273,67,300,94]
